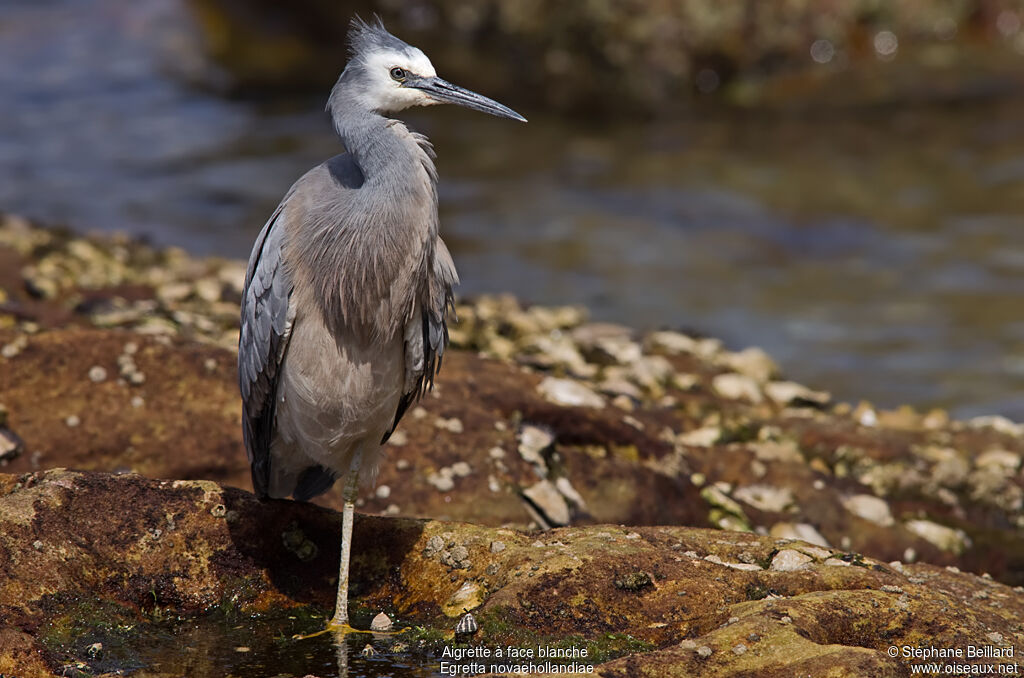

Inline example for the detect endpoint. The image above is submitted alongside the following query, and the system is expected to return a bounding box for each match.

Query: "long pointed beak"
[409,76,527,122]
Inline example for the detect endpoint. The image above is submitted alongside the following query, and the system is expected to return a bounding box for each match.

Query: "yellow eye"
[390,67,407,82]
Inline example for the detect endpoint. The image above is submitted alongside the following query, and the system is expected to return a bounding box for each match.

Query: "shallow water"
[2,0,1023,419]
[55,611,444,677]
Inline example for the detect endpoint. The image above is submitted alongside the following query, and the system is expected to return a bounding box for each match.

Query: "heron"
[237,17,525,631]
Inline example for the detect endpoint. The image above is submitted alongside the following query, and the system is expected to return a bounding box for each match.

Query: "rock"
[519,334,595,377]
[841,494,895,527]
[968,415,1024,437]
[976,449,1021,474]
[677,427,721,447]
[769,523,831,548]
[427,469,455,492]
[904,520,972,555]
[734,485,795,513]
[522,479,570,527]
[624,355,675,393]
[0,428,23,463]
[770,549,813,572]
[749,439,804,464]
[718,347,779,384]
[645,331,721,359]
[712,373,763,403]
[518,424,554,472]
[570,322,640,365]
[764,381,830,407]
[443,581,485,617]
[597,376,644,400]
[537,377,605,409]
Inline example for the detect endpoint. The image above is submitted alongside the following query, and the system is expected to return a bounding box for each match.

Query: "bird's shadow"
[221,486,425,614]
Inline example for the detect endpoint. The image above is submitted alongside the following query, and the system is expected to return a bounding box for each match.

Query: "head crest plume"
[347,15,412,62]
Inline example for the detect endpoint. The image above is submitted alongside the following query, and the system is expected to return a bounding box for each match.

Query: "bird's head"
[335,17,526,122]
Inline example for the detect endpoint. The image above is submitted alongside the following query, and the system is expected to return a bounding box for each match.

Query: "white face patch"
[358,47,439,113]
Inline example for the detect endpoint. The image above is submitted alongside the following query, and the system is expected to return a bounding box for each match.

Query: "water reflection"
[1,0,1023,419]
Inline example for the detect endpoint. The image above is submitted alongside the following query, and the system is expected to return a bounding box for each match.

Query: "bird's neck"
[333,108,436,188]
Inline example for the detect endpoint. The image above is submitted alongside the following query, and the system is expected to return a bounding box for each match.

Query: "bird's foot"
[291,620,362,640]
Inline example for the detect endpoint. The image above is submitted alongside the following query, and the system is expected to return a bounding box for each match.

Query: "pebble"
[732,643,748,656]
[764,380,830,407]
[719,347,778,384]
[734,484,794,513]
[375,485,391,499]
[537,377,605,409]
[769,523,830,548]
[490,541,506,554]
[976,449,1021,473]
[570,322,640,365]
[904,519,971,554]
[611,394,635,410]
[433,417,463,433]
[968,415,1024,437]
[427,470,455,492]
[770,549,813,572]
[647,331,721,359]
[451,461,472,477]
[65,415,81,428]
[678,426,721,447]
[522,479,570,527]
[711,372,763,403]
[0,428,24,462]
[697,646,713,658]
[841,494,894,527]
[555,476,587,508]
[1,335,28,359]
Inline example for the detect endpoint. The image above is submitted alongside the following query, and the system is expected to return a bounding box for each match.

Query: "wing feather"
[238,200,295,498]
[381,238,458,443]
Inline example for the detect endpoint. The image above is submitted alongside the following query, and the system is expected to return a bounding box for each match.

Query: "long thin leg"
[329,449,363,630]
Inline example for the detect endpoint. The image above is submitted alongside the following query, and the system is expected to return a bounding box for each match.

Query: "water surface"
[2,0,1023,419]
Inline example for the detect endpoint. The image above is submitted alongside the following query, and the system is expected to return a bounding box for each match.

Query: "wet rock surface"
[1,470,1022,677]
[1,215,1024,674]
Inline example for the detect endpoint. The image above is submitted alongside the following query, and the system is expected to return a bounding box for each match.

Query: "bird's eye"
[390,67,407,82]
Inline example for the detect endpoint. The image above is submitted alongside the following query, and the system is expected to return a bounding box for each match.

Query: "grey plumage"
[236,17,524,629]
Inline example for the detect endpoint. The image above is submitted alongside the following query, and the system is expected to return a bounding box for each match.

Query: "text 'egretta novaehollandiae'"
[238,18,525,631]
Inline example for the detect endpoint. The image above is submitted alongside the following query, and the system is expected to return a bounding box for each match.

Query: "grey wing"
[238,200,296,498]
[381,238,459,443]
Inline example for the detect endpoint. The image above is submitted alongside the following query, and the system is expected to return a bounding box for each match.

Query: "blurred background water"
[2,0,1024,420]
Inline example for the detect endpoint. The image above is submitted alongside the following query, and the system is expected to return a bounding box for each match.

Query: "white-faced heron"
[237,18,525,631]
